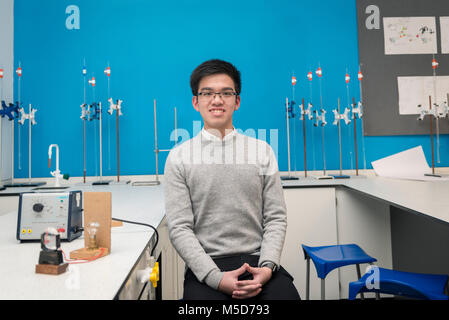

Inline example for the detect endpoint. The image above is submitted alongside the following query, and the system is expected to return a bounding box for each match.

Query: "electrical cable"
[61,247,106,264]
[111,218,159,257]
[113,218,159,300]
[138,281,149,300]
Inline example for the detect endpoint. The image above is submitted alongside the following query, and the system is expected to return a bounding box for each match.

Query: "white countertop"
[0,184,166,300]
[282,175,449,225]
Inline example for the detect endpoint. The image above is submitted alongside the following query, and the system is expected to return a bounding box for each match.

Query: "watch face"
[263,262,276,271]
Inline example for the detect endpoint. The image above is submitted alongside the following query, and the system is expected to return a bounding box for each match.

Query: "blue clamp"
[1,101,21,121]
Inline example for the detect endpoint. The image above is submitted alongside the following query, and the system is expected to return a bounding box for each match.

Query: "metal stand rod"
[432,55,440,163]
[338,98,343,176]
[346,69,353,171]
[358,65,367,170]
[322,125,327,176]
[352,97,359,176]
[17,63,21,171]
[154,99,159,183]
[286,97,292,176]
[117,104,120,182]
[82,61,87,184]
[302,98,307,178]
[99,102,103,181]
[83,118,86,183]
[133,101,178,186]
[318,73,328,177]
[11,119,14,184]
[28,104,31,183]
[429,96,435,175]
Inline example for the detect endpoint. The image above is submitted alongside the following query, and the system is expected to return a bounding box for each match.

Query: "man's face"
[192,73,240,134]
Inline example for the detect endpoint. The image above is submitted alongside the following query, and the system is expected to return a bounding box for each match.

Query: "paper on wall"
[440,17,449,54]
[397,76,449,115]
[383,17,437,55]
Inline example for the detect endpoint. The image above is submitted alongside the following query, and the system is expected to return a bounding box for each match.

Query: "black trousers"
[183,254,301,300]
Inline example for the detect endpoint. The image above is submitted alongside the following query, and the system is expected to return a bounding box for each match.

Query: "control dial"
[33,203,44,213]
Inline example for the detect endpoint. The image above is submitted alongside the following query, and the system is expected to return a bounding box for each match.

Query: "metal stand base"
[280,176,299,180]
[331,175,350,179]
[316,175,334,180]
[424,173,442,178]
[33,186,69,190]
[132,180,160,186]
[4,181,46,188]
[92,180,112,186]
[110,180,131,185]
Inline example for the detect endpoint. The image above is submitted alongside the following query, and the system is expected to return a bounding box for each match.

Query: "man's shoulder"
[235,131,275,153]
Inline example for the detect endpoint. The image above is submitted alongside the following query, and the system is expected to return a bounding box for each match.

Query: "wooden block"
[35,263,68,275]
[70,247,109,260]
[83,192,112,252]
[111,219,123,228]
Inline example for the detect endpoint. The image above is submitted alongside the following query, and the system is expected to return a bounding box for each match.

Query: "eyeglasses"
[197,91,237,100]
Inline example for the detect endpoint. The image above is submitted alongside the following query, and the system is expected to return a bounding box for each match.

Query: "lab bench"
[0,184,182,300]
[1,176,449,300]
[281,175,449,300]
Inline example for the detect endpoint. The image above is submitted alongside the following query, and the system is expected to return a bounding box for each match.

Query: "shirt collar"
[201,127,237,142]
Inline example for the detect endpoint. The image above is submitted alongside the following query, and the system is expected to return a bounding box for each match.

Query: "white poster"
[383,17,437,55]
[397,76,449,115]
[371,146,430,179]
[440,17,449,54]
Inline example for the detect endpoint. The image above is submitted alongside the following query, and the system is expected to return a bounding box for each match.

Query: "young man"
[164,59,299,300]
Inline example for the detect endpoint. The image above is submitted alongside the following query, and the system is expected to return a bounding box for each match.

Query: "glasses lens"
[198,91,236,100]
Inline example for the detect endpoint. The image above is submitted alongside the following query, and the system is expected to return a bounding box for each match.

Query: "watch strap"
[261,261,277,272]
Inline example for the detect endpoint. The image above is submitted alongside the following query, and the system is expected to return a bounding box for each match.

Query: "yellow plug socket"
[149,262,159,288]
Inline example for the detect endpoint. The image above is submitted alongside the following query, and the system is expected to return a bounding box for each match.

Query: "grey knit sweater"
[163,128,287,290]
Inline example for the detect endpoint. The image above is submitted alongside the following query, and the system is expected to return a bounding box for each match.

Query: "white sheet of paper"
[372,146,430,177]
[383,17,437,55]
[440,17,449,54]
[371,146,446,182]
[372,146,449,181]
[397,76,449,115]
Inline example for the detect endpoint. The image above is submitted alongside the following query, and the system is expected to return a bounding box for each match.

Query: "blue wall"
[11,0,449,178]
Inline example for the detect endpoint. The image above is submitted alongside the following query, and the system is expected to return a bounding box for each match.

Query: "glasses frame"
[197,91,238,100]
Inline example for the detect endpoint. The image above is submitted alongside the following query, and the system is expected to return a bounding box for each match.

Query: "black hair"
[190,59,241,96]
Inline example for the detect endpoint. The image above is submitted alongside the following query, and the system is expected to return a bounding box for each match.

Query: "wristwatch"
[261,261,277,273]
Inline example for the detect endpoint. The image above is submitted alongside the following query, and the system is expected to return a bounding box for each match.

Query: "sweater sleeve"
[258,145,287,269]
[163,150,224,289]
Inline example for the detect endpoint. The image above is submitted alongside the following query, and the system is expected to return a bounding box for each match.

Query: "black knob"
[33,203,44,213]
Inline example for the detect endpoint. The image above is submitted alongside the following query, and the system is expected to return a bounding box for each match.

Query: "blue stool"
[302,244,377,300]
[349,267,449,300]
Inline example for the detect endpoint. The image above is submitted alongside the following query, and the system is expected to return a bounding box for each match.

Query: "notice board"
[356,0,449,136]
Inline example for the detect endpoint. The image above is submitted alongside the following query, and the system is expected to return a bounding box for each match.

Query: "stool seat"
[349,267,449,300]
[302,244,377,279]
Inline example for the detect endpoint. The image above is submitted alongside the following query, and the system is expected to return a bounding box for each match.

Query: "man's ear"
[234,95,241,111]
[192,95,200,112]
